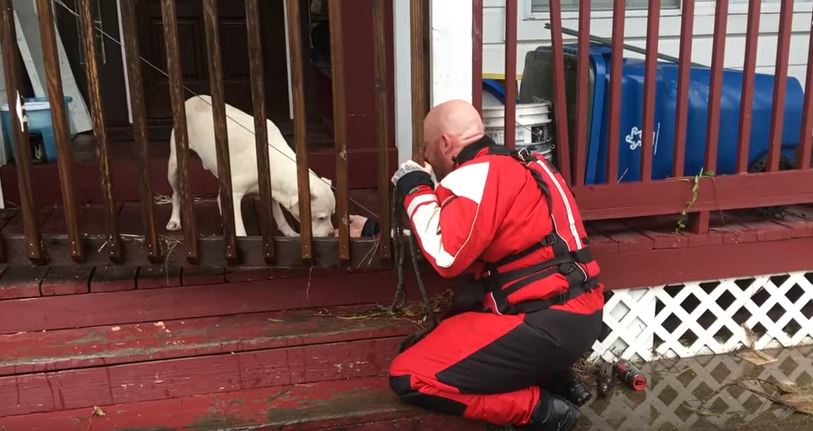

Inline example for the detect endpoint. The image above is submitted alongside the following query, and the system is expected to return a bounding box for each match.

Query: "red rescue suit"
[389,136,604,427]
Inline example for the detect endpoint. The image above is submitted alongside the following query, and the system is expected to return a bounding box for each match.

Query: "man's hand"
[391,160,434,198]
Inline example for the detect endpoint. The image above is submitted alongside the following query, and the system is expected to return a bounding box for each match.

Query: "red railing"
[473,0,813,233]
[0,0,405,268]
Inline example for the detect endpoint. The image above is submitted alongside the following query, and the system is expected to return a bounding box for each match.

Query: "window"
[531,0,681,13]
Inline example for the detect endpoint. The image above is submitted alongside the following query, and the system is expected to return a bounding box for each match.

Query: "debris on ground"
[738,349,778,366]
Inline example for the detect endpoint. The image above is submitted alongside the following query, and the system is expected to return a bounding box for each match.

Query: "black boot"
[542,370,592,407]
[522,391,580,431]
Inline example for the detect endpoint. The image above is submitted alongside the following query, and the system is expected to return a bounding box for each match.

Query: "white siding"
[481,0,813,88]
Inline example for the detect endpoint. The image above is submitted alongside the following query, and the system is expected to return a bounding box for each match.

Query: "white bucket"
[483,102,554,160]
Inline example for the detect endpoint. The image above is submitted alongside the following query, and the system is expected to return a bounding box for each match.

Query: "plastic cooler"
[1,96,72,163]
[519,44,805,184]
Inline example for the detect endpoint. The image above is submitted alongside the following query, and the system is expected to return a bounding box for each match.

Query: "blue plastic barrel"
[582,45,804,184]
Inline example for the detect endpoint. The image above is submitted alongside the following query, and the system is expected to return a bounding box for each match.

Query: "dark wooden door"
[136,0,290,123]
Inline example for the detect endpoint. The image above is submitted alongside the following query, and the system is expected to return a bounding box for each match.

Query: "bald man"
[372,100,605,430]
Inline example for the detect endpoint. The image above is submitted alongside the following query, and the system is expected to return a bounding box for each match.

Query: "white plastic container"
[482,101,554,160]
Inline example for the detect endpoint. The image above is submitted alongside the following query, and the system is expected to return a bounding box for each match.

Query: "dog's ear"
[320,176,333,187]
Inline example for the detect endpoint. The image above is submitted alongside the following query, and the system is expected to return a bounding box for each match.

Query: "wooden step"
[0,377,487,431]
[0,307,420,417]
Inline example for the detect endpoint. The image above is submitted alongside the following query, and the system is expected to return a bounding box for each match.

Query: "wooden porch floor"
[1,202,812,292]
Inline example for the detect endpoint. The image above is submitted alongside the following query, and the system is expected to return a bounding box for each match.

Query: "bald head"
[422,100,485,180]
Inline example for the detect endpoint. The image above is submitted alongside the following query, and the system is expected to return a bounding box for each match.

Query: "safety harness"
[449,138,600,316]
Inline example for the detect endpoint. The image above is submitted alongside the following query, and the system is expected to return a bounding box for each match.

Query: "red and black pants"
[388,307,602,426]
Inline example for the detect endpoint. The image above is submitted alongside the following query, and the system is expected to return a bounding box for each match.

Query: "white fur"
[166,95,336,237]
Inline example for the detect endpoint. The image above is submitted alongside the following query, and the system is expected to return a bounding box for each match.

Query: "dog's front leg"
[272,200,300,237]
[232,192,247,237]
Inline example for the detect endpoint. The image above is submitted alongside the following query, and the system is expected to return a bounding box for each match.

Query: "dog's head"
[279,176,336,237]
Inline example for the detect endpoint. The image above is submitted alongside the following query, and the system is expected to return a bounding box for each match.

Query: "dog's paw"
[280,227,300,237]
[166,219,182,231]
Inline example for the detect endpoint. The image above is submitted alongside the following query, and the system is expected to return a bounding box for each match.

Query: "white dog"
[166,95,336,237]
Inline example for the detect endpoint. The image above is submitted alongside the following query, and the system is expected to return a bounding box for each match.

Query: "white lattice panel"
[592,271,813,362]
[578,345,813,430]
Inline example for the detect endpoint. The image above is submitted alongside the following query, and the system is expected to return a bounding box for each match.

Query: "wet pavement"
[575,345,813,430]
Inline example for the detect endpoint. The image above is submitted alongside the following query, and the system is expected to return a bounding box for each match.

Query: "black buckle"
[515,147,536,163]
[551,291,569,305]
[558,263,576,274]
[541,233,557,247]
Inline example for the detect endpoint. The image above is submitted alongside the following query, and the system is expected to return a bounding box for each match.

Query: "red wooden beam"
[606,0,626,183]
[672,0,694,177]
[736,0,762,174]
[573,0,591,186]
[328,0,350,263]
[372,0,392,261]
[767,0,795,172]
[641,0,661,182]
[504,0,518,150]
[573,169,813,220]
[548,0,572,184]
[799,3,813,170]
[692,0,728,234]
[472,0,483,114]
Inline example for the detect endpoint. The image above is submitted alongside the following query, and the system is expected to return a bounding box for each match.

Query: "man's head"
[423,100,485,180]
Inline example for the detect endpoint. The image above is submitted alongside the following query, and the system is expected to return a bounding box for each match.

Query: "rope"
[391,187,438,351]
[51,0,379,220]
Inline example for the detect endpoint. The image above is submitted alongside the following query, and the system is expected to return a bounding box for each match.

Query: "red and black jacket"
[400,136,604,316]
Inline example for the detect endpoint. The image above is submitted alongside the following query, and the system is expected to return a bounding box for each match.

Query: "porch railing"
[0,0,417,268]
[473,0,813,234]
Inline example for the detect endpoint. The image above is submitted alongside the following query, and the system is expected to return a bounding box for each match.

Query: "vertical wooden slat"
[735,0,761,174]
[372,0,391,261]
[121,0,161,263]
[672,0,694,177]
[328,0,350,263]
[245,0,275,264]
[0,0,44,264]
[285,0,313,261]
[691,0,728,235]
[410,0,429,163]
[202,0,238,264]
[472,0,483,114]
[799,3,813,170]
[573,0,590,186]
[606,0,625,183]
[766,0,794,172]
[547,0,571,183]
[36,0,83,262]
[503,0,517,150]
[640,0,661,183]
[77,0,122,263]
[161,0,199,263]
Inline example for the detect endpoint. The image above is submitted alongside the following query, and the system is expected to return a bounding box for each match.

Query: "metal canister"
[614,359,647,391]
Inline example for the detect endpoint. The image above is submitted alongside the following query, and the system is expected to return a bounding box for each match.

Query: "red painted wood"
[672,0,694,177]
[584,224,619,255]
[598,234,813,290]
[799,3,813,170]
[772,206,813,238]
[137,265,182,289]
[590,220,653,253]
[606,0,625,183]
[0,377,484,431]
[0,270,453,334]
[624,217,689,250]
[767,0,794,172]
[736,0,762,174]
[547,0,572,184]
[573,0,591,186]
[641,0,661,183]
[0,265,47,299]
[684,230,725,248]
[472,0,483,113]
[0,306,416,377]
[40,266,93,296]
[504,0,517,150]
[704,0,728,174]
[182,265,226,286]
[1,206,53,235]
[90,264,137,293]
[573,170,813,220]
